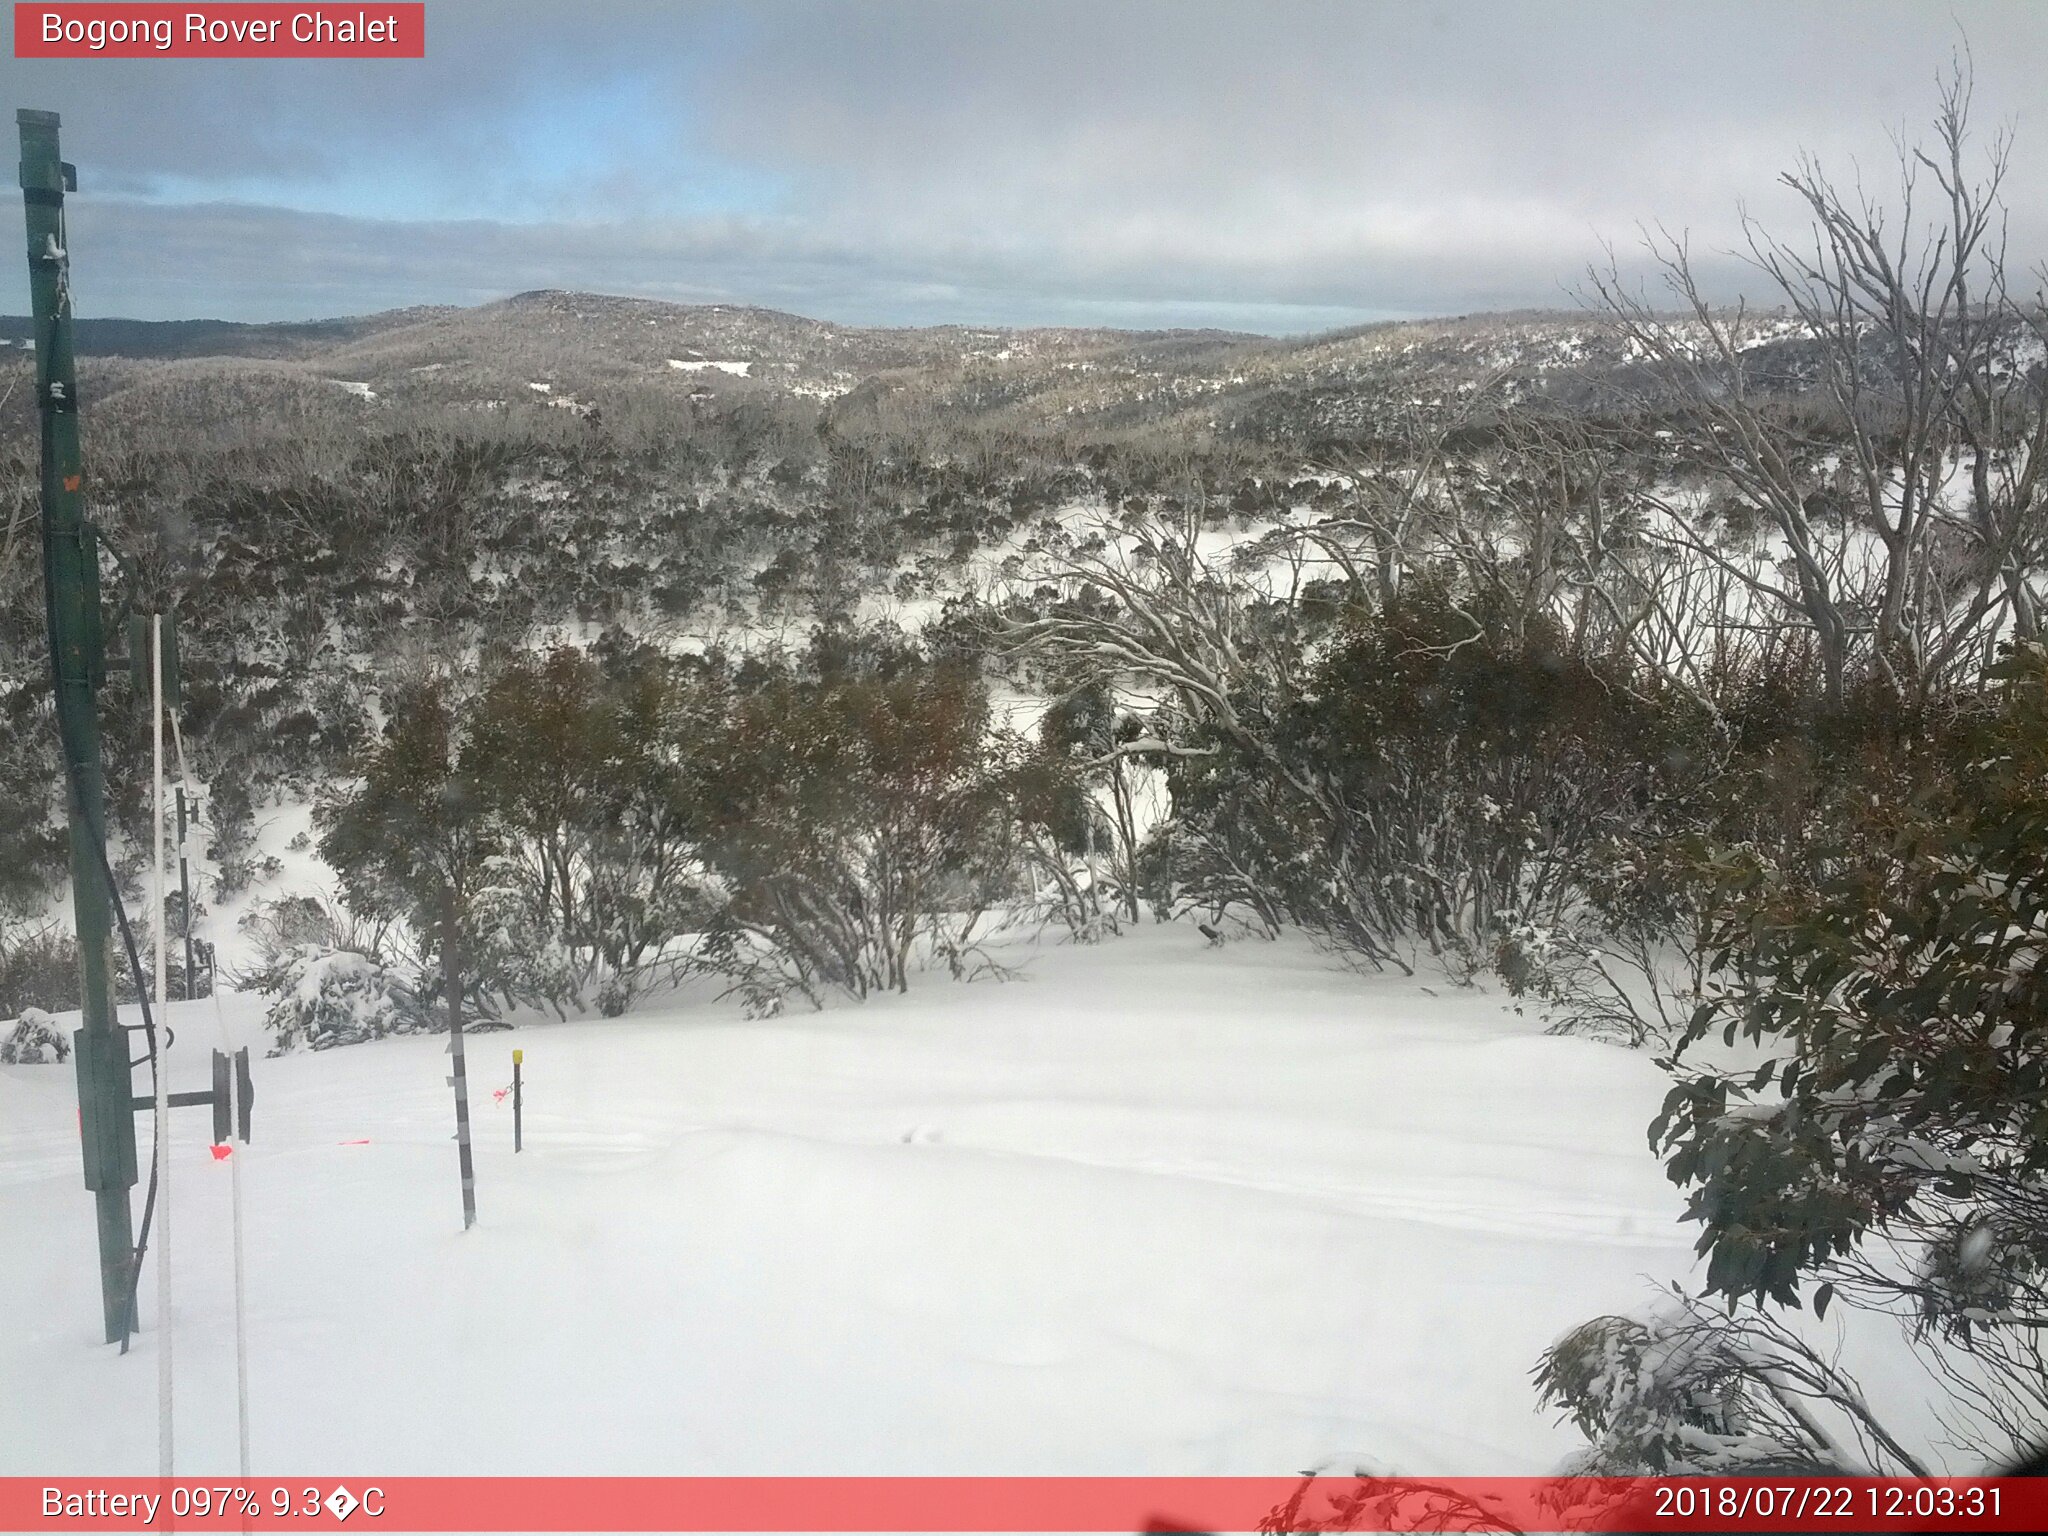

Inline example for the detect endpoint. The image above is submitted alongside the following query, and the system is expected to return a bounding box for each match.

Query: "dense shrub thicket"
[0,392,1151,932]
[306,628,1091,1024]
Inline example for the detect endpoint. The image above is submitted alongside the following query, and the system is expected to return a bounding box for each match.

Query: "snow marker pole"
[444,890,477,1229]
[512,1050,523,1153]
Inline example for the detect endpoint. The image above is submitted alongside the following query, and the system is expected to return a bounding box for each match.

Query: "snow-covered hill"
[0,291,1783,446]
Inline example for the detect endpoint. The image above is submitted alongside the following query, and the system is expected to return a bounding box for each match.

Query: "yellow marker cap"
[513,1049,523,1064]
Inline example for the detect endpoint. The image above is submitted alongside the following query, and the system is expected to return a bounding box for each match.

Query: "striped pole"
[176,785,195,1000]
[444,889,476,1230]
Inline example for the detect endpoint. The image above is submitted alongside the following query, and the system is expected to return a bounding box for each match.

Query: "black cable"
[84,781,167,1356]
[120,1159,159,1355]
[98,828,162,1356]
[39,406,175,1354]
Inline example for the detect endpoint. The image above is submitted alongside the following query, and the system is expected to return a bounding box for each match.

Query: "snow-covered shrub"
[1493,909,1702,1050]
[206,776,261,903]
[232,892,402,991]
[1006,524,1707,977]
[263,947,428,1055]
[1534,1290,1922,1475]
[1513,823,1744,1049]
[1028,680,1157,930]
[1,1008,69,1064]
[996,729,1130,944]
[460,882,583,1020]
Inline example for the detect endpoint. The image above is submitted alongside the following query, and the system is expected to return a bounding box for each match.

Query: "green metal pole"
[20,108,138,1343]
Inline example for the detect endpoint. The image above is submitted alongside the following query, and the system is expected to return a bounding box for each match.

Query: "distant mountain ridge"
[0,306,456,360]
[0,290,1256,364]
[0,288,1890,450]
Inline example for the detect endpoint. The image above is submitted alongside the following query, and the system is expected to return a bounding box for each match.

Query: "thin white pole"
[151,613,172,1475]
[228,1066,250,1475]
[175,710,251,1478]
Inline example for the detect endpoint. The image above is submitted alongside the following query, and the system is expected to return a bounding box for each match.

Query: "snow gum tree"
[1002,495,1716,976]
[314,678,532,1019]
[463,642,711,1011]
[1034,678,1156,929]
[1587,66,2048,708]
[691,643,1021,1005]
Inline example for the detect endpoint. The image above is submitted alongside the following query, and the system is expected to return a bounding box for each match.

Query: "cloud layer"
[5,0,2046,331]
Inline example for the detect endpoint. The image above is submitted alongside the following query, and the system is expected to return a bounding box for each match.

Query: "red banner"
[0,1476,2044,1532]
[13,5,424,58]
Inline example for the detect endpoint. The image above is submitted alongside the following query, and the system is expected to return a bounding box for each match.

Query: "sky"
[2,0,2046,335]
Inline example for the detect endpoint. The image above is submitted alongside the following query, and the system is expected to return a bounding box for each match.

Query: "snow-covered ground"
[1,926,1701,1478]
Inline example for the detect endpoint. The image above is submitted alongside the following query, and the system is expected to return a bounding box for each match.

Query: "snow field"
[1,926,1697,1477]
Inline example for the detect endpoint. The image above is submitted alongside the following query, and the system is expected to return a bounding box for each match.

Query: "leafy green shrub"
[1654,647,2048,1322]
[0,922,78,1018]
[1547,644,2048,1474]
